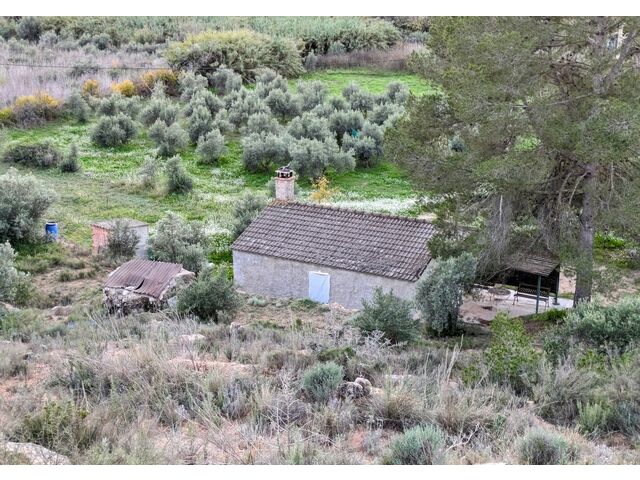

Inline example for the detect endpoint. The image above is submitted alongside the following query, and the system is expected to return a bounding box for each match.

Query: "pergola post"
[535,274,542,314]
[554,270,560,305]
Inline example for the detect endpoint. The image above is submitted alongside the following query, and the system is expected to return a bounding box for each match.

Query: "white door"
[308,271,330,304]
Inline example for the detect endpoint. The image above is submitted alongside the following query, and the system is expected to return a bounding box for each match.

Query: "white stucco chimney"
[275,165,295,202]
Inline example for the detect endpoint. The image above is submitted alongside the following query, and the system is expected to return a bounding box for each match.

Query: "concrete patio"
[460,287,573,325]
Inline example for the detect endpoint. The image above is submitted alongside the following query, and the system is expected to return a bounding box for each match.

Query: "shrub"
[327,96,350,112]
[166,30,304,80]
[304,52,318,71]
[208,68,243,96]
[385,81,410,104]
[485,313,539,390]
[3,141,62,168]
[265,89,300,120]
[0,169,56,243]
[139,92,179,127]
[96,94,140,117]
[288,137,355,180]
[353,287,418,344]
[212,109,234,134]
[301,362,344,403]
[370,103,404,126]
[186,105,213,143]
[103,220,139,262]
[578,401,616,436]
[165,155,193,194]
[227,92,270,127]
[384,425,446,465]
[328,109,365,143]
[343,85,375,113]
[518,429,572,465]
[177,267,241,323]
[16,17,42,42]
[196,129,226,164]
[138,156,159,189]
[241,132,289,173]
[148,212,207,273]
[0,242,23,304]
[184,89,224,118]
[254,69,289,99]
[415,253,476,336]
[244,112,282,136]
[0,106,13,126]
[91,113,137,147]
[111,79,137,97]
[178,71,209,101]
[82,79,100,97]
[288,112,332,141]
[341,134,379,168]
[12,92,61,127]
[137,69,179,97]
[0,342,28,379]
[231,193,268,240]
[59,144,81,173]
[149,120,188,157]
[66,92,91,123]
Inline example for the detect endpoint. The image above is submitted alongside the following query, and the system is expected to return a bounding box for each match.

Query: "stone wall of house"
[233,251,434,309]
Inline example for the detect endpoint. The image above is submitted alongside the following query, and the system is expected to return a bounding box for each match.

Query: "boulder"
[338,377,372,399]
[0,442,70,465]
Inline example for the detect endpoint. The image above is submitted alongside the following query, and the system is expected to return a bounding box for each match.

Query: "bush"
[3,141,62,168]
[0,106,13,126]
[66,92,91,123]
[241,132,289,173]
[177,267,241,323]
[227,92,270,127]
[288,137,355,180]
[254,69,289,99]
[415,253,476,336]
[208,68,243,96]
[288,112,332,141]
[148,212,207,273]
[149,120,188,157]
[212,109,234,134]
[139,91,179,127]
[184,89,224,118]
[12,92,61,127]
[384,425,446,465]
[91,113,137,147]
[165,155,193,194]
[166,30,304,80]
[186,105,213,143]
[328,109,365,143]
[304,51,318,71]
[244,112,282,136]
[231,193,268,240]
[370,103,404,126]
[82,79,101,97]
[16,16,42,42]
[265,89,300,120]
[138,156,159,189]
[301,362,344,403]
[485,313,539,390]
[59,144,81,173]
[385,81,410,104]
[136,69,179,97]
[0,242,23,304]
[96,94,140,117]
[179,71,209,101]
[518,429,572,465]
[578,401,616,436]
[196,129,226,164]
[103,220,139,262]
[341,133,379,168]
[111,79,137,97]
[343,83,375,113]
[353,287,418,344]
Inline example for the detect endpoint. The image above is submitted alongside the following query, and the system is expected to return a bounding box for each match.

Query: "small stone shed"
[103,259,195,314]
[92,219,149,258]
[231,201,438,310]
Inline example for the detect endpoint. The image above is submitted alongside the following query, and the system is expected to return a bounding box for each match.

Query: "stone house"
[231,167,438,309]
[103,258,195,314]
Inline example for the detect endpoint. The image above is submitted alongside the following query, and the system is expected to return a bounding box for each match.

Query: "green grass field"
[1,69,429,246]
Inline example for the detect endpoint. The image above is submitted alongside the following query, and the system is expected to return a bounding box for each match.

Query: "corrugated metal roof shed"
[105,259,185,298]
[231,201,437,282]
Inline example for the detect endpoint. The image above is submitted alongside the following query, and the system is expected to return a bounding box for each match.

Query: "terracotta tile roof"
[104,259,186,298]
[508,252,560,276]
[231,201,437,281]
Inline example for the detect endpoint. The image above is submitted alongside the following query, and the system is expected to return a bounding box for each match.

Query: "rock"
[0,442,70,465]
[1,302,18,312]
[50,305,72,317]
[338,377,372,399]
[354,377,372,396]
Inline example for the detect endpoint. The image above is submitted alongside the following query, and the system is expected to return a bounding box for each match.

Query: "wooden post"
[554,270,560,306]
[536,274,542,314]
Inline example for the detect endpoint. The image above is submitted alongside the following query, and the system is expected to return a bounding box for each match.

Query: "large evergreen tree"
[387,17,640,304]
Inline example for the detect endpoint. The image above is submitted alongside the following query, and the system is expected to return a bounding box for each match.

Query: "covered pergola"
[504,252,561,314]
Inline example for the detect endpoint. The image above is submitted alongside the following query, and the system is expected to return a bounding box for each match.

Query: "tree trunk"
[573,164,597,306]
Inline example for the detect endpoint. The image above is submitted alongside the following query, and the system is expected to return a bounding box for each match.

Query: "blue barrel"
[45,222,59,241]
